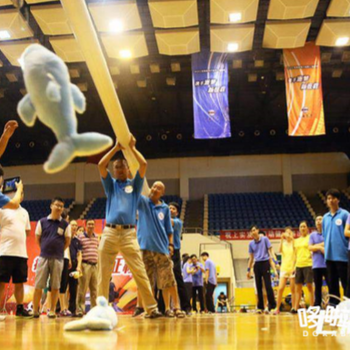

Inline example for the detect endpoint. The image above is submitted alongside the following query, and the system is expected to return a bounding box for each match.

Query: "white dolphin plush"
[17,44,113,174]
[64,296,118,331]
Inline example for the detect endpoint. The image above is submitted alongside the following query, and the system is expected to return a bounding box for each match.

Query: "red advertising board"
[220,228,303,241]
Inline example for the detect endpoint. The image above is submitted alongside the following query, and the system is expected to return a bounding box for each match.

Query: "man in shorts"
[137,181,185,318]
[0,189,31,318]
[32,197,71,318]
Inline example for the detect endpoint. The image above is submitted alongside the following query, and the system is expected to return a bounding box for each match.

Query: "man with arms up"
[97,136,161,319]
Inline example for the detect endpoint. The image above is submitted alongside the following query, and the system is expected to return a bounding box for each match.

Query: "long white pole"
[60,0,147,187]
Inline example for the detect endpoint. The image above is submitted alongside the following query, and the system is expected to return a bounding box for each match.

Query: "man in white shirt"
[0,190,32,318]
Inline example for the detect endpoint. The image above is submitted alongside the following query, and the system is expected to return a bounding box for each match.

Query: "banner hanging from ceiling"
[283,42,325,136]
[192,51,231,139]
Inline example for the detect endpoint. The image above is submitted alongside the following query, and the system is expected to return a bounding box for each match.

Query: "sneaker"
[290,308,298,315]
[132,307,145,318]
[255,309,263,314]
[47,312,57,319]
[164,309,175,318]
[59,310,68,317]
[66,310,72,317]
[33,312,40,319]
[186,310,192,316]
[0,315,6,321]
[76,312,84,318]
[272,309,280,315]
[149,310,163,319]
[16,307,33,319]
[264,309,270,315]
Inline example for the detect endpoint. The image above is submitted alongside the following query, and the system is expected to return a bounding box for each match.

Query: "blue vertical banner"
[192,51,231,139]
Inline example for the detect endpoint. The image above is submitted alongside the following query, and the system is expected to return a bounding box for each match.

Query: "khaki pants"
[97,227,157,313]
[76,262,98,314]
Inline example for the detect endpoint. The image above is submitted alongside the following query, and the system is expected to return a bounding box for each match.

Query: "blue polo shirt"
[69,236,82,262]
[205,258,217,285]
[35,216,70,259]
[182,262,193,283]
[137,196,173,255]
[192,263,204,287]
[172,217,183,250]
[0,192,10,208]
[101,171,144,225]
[248,236,271,262]
[322,208,349,262]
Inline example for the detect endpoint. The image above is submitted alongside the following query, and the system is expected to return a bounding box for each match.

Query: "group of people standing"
[247,188,350,314]
[181,252,218,314]
[0,125,220,319]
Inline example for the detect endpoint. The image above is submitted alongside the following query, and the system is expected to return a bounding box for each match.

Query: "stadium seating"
[208,192,314,234]
[84,195,183,220]
[22,199,74,222]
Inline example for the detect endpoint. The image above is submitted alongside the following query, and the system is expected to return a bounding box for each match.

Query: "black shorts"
[295,266,313,285]
[0,256,28,284]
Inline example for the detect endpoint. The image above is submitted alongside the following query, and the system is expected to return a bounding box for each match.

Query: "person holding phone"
[0,187,31,319]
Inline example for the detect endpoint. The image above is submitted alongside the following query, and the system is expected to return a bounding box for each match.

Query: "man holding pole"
[97,135,161,319]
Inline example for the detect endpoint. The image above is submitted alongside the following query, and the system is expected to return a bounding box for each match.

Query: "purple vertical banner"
[192,51,231,139]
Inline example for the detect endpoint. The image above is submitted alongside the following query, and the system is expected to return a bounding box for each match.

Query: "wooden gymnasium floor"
[0,313,347,350]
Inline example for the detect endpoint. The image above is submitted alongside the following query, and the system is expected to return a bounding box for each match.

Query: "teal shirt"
[322,208,349,262]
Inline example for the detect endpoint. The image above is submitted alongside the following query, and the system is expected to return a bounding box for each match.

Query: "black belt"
[82,260,97,266]
[106,224,135,230]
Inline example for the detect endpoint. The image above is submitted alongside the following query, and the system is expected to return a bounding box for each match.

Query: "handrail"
[183,227,203,234]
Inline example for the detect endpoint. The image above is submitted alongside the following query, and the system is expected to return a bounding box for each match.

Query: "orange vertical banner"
[283,42,325,136]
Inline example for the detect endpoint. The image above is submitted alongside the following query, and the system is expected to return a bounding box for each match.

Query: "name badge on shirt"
[125,185,133,194]
[57,228,64,236]
[336,219,343,226]
[158,212,164,221]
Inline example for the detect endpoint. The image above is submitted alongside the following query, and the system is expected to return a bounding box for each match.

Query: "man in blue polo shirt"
[191,254,205,313]
[32,197,71,318]
[137,181,185,318]
[97,135,161,319]
[201,252,217,313]
[169,202,191,315]
[247,224,276,313]
[322,189,349,305]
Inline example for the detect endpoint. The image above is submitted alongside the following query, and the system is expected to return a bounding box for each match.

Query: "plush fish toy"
[17,44,113,174]
[64,296,118,331]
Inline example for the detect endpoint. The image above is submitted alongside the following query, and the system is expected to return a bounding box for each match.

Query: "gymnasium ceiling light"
[335,36,349,46]
[171,62,181,72]
[136,79,147,88]
[119,49,132,59]
[332,69,343,78]
[0,30,10,40]
[150,63,160,73]
[109,20,124,33]
[229,12,242,23]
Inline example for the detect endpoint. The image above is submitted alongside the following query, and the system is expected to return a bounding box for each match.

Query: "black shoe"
[290,308,298,314]
[149,310,163,319]
[132,307,145,318]
[16,307,33,319]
